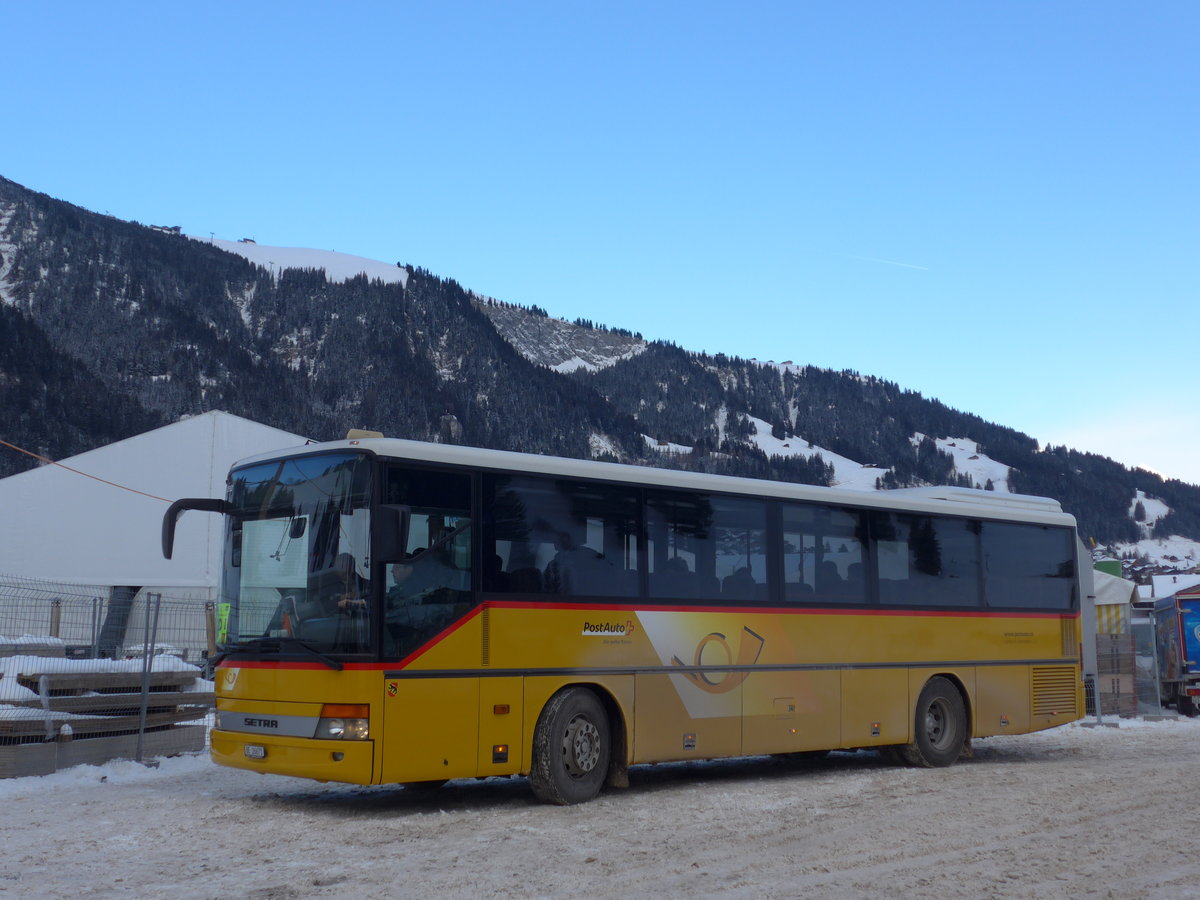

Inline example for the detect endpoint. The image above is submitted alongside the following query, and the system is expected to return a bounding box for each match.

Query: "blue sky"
[6,2,1198,484]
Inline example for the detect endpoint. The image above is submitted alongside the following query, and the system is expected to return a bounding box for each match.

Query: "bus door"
[379,465,481,783]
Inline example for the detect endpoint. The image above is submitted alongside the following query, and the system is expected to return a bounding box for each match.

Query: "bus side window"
[483,474,639,598]
[982,522,1075,610]
[783,504,866,605]
[646,490,719,602]
[381,465,473,612]
[875,513,981,608]
[644,492,768,604]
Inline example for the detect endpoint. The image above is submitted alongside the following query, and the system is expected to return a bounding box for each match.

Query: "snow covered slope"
[193,236,408,286]
[919,435,1012,491]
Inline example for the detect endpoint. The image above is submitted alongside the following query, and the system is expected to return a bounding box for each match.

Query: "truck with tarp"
[1150,585,1200,716]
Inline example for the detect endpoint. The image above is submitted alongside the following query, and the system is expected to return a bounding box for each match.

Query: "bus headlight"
[315,704,370,740]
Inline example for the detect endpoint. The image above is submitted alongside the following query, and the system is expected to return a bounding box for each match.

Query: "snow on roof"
[1093,570,1137,606]
[1151,572,1200,598]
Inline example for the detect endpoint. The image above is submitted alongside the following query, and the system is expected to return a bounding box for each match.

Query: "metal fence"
[0,574,215,775]
[0,574,216,665]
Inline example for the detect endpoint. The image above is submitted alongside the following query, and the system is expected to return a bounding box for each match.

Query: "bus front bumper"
[211,729,375,784]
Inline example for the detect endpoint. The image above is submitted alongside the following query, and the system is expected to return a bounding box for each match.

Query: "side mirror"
[162,498,237,559]
[373,505,411,564]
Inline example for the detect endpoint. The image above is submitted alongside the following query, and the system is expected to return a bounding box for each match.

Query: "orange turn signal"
[321,704,369,718]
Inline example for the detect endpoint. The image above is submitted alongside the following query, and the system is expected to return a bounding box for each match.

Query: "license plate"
[244,744,266,760]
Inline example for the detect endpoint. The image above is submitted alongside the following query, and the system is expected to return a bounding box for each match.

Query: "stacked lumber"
[0,644,213,778]
[0,639,65,658]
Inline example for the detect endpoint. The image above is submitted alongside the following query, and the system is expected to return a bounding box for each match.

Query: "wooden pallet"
[0,641,66,659]
[0,660,213,778]
[12,669,198,693]
[5,690,212,716]
[1096,633,1136,676]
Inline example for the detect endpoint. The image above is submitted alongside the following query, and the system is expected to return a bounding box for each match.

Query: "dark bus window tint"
[383,467,471,510]
[782,504,867,605]
[713,496,770,602]
[645,491,716,600]
[982,522,1076,610]
[381,466,474,659]
[646,491,767,602]
[483,474,639,597]
[874,514,981,608]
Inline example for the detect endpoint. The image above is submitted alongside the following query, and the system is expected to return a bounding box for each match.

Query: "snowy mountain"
[478,301,646,373]
[199,236,408,286]
[2,174,1199,575]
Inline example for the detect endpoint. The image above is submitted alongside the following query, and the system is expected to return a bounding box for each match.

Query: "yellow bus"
[164,435,1083,804]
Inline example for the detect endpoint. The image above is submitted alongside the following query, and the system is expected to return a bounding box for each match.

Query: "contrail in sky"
[846,254,930,271]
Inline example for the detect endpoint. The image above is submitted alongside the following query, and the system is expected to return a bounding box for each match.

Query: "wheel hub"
[926,700,950,749]
[563,715,601,777]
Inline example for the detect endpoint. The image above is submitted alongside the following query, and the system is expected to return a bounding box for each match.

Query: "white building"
[0,411,307,598]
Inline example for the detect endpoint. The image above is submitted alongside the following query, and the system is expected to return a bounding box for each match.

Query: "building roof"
[1151,573,1200,598]
[0,412,307,590]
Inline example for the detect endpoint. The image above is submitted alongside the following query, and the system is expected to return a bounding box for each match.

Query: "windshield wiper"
[215,637,345,671]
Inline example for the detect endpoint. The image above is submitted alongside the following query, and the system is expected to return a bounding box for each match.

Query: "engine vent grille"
[1061,616,1079,658]
[1032,666,1078,717]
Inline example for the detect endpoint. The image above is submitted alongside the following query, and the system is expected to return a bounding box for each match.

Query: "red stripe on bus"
[222,606,488,671]
[478,599,1077,619]
[389,605,486,668]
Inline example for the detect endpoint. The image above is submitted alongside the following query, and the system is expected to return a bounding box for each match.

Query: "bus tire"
[900,677,966,768]
[1178,694,1198,717]
[529,687,611,805]
[1162,685,1177,709]
[877,746,905,765]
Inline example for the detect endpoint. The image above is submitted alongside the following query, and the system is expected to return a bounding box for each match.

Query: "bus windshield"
[220,451,374,656]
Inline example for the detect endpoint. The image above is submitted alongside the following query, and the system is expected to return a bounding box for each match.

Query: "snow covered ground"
[3,718,1199,899]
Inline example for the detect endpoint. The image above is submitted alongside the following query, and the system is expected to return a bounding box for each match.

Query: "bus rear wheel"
[1178,693,1198,717]
[900,677,966,768]
[529,687,611,805]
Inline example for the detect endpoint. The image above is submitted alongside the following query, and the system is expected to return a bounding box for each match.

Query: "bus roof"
[234,436,1076,527]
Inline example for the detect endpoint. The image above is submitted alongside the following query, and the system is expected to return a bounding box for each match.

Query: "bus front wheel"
[900,677,966,768]
[529,687,611,805]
